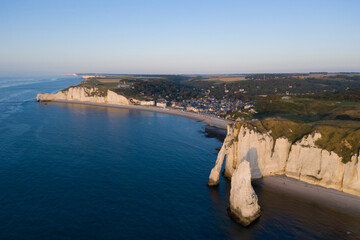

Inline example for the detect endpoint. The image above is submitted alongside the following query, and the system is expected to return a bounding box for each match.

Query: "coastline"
[42,100,232,130]
[38,99,360,218]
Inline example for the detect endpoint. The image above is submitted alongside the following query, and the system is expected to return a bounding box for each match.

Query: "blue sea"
[0,75,360,239]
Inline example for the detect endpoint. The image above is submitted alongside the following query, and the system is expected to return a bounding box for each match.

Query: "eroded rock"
[228,160,261,227]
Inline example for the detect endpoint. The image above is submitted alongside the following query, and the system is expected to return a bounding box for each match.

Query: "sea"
[0,75,360,240]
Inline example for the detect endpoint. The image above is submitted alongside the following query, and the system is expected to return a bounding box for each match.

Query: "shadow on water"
[201,125,226,142]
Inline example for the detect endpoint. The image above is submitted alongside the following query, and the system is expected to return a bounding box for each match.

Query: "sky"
[0,0,359,75]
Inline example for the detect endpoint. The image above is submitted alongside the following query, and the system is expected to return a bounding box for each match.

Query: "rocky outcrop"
[37,87,132,105]
[285,133,343,190]
[228,160,261,227]
[208,124,237,186]
[208,121,360,197]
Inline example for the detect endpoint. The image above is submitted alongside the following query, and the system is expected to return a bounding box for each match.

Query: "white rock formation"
[285,133,345,190]
[37,87,132,105]
[343,155,360,196]
[228,160,261,227]
[208,122,360,197]
[208,124,237,186]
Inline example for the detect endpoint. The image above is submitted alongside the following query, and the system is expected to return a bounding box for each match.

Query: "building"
[117,84,130,88]
[117,81,131,88]
[156,102,167,108]
[244,104,253,110]
[140,100,155,106]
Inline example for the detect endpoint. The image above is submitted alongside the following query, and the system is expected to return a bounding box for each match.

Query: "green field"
[254,95,360,122]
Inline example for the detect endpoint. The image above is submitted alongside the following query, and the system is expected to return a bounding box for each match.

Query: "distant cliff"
[208,120,360,197]
[37,86,136,105]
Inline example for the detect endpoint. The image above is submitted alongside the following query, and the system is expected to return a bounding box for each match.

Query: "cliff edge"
[37,86,134,105]
[208,120,360,197]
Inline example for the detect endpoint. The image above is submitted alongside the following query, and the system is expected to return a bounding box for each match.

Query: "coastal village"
[77,73,360,121]
[139,97,252,120]
[74,73,360,122]
[81,74,256,120]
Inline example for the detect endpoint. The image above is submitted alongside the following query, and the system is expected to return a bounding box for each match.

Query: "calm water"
[0,76,360,239]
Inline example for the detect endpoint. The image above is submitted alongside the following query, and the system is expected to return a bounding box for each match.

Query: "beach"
[46,100,233,130]
[257,175,360,217]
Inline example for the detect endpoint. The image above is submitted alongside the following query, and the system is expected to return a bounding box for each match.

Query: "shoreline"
[41,100,232,130]
[256,175,360,217]
[39,99,360,218]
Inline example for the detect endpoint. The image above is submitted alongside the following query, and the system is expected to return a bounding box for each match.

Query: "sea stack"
[228,160,261,227]
[207,120,360,197]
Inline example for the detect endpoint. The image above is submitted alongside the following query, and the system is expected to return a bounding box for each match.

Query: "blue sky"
[0,0,359,75]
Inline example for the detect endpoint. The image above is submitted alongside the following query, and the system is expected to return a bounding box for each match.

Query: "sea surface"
[0,75,360,240]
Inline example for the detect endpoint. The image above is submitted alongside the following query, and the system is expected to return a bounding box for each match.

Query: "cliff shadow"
[240,148,262,180]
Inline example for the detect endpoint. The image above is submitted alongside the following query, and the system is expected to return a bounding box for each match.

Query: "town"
[77,73,360,121]
[137,94,254,120]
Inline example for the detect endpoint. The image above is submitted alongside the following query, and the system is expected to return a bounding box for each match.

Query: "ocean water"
[0,76,360,240]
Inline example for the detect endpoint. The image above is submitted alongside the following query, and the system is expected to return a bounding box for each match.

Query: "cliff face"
[37,87,131,105]
[208,121,360,197]
[228,160,261,227]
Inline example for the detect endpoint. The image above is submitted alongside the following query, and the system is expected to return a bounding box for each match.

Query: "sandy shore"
[257,175,360,217]
[46,100,233,130]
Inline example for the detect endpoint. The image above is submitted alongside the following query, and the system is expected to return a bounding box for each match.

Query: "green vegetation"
[254,95,360,122]
[262,120,312,144]
[77,73,360,101]
[112,79,199,101]
[233,119,360,163]
[298,88,360,102]
[185,74,360,100]
[61,85,109,97]
[77,75,198,101]
[313,124,360,164]
[226,111,253,121]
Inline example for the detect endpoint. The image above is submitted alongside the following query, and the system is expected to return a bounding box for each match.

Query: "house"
[140,100,155,106]
[117,84,130,88]
[156,102,167,108]
[244,104,253,110]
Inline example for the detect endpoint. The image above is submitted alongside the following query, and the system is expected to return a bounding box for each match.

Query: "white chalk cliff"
[228,160,261,227]
[37,87,132,105]
[208,121,360,197]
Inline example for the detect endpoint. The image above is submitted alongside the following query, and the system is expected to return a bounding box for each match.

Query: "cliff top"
[233,119,360,163]
[255,93,360,122]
